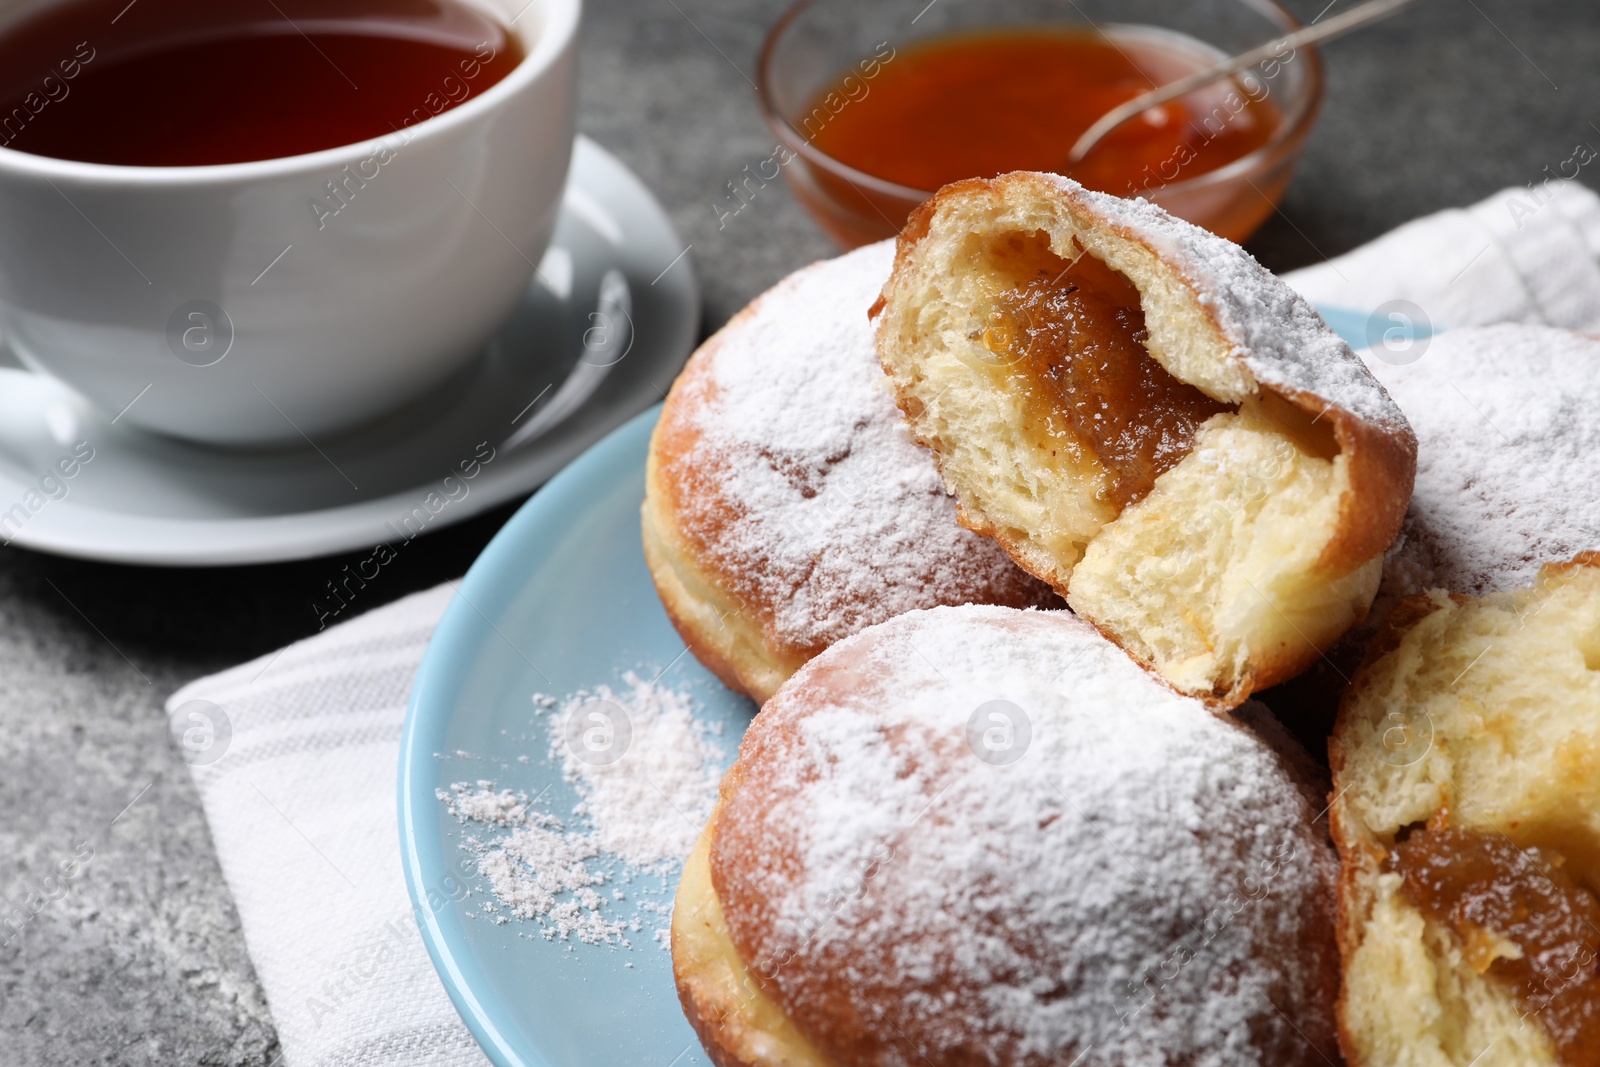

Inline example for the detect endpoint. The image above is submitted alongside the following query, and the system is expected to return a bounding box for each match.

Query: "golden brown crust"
[1315,395,1420,576]
[671,804,842,1067]
[641,476,775,701]
[1327,785,1375,1066]
[1558,549,1600,571]
[1326,592,1410,1067]
[673,920,759,1067]
[677,999,748,1067]
[642,290,833,704]
[1327,677,1394,1067]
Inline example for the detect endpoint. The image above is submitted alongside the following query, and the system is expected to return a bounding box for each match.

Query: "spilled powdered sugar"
[440,785,619,942]
[548,673,724,869]
[439,672,727,948]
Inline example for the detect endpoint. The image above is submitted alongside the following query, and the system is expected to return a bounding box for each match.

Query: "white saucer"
[0,137,698,566]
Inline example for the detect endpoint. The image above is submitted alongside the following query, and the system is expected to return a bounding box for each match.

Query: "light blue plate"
[399,405,751,1067]
[1314,303,1436,353]
[399,301,1393,1067]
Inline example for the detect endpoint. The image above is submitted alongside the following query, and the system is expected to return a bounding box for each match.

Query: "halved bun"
[1329,555,1600,1066]
[875,173,1416,706]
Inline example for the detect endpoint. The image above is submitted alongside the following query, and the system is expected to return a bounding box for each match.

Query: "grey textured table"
[0,1,1592,1063]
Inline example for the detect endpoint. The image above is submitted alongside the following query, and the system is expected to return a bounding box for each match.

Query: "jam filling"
[1389,823,1600,1064]
[981,250,1230,510]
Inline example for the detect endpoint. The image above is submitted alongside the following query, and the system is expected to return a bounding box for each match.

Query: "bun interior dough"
[1330,556,1600,1067]
[875,172,1417,705]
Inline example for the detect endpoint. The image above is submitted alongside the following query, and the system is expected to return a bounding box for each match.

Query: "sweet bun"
[1270,323,1600,725]
[1329,555,1600,1067]
[1363,322,1600,611]
[672,605,1343,1067]
[643,242,1055,704]
[875,173,1416,706]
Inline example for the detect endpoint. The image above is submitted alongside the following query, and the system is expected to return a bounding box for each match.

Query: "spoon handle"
[1066,0,1425,166]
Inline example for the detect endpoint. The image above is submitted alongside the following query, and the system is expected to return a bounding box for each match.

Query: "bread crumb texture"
[1332,558,1600,1067]
[877,174,1407,704]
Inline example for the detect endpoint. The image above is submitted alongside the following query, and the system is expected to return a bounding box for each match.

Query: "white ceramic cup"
[0,0,580,447]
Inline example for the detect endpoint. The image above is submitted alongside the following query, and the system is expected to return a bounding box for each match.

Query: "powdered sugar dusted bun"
[875,173,1417,707]
[643,242,1055,704]
[1363,323,1600,609]
[672,605,1342,1067]
[1329,556,1600,1067]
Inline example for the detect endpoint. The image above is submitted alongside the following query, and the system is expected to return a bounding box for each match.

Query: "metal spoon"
[1065,0,1424,167]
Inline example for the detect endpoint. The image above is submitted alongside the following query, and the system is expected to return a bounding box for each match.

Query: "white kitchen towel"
[167,585,487,1067]
[1285,178,1600,338]
[169,180,1600,1067]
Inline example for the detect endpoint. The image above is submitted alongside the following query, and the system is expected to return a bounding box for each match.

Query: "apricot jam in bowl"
[756,0,1323,248]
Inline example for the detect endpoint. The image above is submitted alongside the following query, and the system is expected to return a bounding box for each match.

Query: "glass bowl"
[756,0,1324,248]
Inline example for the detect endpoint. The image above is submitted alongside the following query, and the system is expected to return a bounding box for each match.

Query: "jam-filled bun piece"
[1329,555,1600,1067]
[875,173,1417,706]
[672,605,1343,1067]
[643,242,1056,704]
